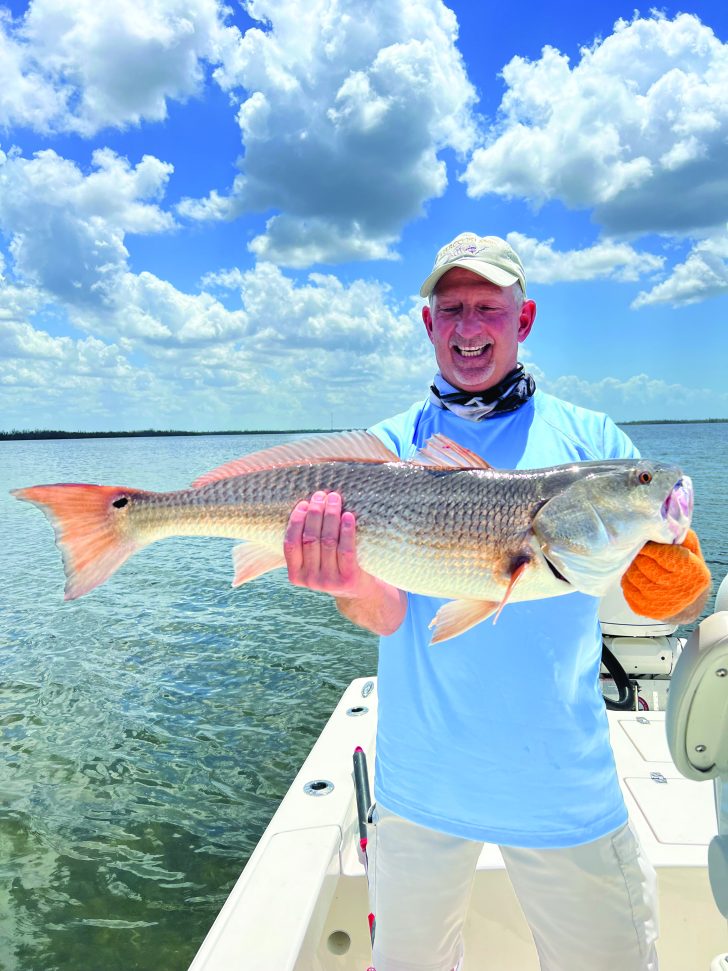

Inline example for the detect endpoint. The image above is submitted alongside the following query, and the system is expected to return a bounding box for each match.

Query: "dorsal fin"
[413,434,493,470]
[191,430,399,487]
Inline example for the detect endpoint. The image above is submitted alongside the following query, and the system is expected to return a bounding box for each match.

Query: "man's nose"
[457,307,483,333]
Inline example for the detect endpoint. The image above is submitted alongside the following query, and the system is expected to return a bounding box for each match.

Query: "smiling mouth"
[454,342,492,358]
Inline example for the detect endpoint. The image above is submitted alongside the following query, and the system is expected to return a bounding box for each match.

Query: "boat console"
[666,576,728,967]
[599,580,681,711]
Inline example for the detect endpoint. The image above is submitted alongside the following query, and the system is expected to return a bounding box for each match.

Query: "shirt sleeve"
[603,415,640,460]
[368,401,426,460]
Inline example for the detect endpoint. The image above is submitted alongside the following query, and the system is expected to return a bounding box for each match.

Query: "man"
[283,234,675,971]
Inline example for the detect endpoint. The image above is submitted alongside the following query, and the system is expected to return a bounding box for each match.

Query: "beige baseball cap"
[420,232,527,298]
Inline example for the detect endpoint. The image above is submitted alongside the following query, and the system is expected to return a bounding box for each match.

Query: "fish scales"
[123,461,566,602]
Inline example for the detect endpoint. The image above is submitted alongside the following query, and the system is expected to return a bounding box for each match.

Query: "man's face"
[422,267,536,392]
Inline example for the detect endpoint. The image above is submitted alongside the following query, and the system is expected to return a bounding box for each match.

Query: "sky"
[1,0,727,432]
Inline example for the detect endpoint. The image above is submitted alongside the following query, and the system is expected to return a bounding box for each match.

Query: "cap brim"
[420,260,520,298]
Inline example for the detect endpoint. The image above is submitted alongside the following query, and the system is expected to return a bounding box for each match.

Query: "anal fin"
[428,599,499,644]
[232,543,286,588]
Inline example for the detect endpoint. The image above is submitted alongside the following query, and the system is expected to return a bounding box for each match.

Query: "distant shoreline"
[620,418,728,426]
[0,428,344,441]
[1,418,727,441]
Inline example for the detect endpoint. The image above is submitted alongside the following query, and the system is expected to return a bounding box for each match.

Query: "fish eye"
[637,470,652,485]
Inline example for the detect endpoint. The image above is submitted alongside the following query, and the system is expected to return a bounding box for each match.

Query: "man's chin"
[446,365,496,392]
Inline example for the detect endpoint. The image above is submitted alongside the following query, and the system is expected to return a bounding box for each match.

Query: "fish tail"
[12,483,147,600]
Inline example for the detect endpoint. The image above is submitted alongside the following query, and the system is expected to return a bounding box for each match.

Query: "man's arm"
[283,489,407,636]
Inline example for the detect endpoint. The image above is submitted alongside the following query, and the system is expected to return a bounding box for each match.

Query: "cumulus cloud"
[180,0,479,265]
[0,319,127,369]
[0,8,66,131]
[107,271,248,346]
[231,262,415,351]
[536,369,728,420]
[0,0,239,135]
[248,215,400,268]
[632,235,728,308]
[0,316,161,431]
[507,232,664,285]
[463,13,728,236]
[191,262,432,411]
[0,158,431,430]
[197,266,433,425]
[0,255,45,322]
[68,258,419,357]
[0,147,175,307]
[0,138,428,405]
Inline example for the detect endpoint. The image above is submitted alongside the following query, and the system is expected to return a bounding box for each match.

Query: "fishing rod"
[353,745,376,969]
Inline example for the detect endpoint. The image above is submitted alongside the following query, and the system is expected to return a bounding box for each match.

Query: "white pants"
[367,802,659,971]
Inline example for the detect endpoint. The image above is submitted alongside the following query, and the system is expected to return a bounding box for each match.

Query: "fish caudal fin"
[12,483,146,600]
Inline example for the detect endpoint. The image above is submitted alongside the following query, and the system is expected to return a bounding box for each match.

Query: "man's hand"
[283,490,407,635]
[284,490,362,597]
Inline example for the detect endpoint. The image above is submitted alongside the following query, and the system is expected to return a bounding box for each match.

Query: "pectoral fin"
[429,599,499,644]
[429,557,533,643]
[493,558,530,622]
[232,543,286,587]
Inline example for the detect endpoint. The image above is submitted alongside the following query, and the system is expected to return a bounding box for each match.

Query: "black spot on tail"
[112,496,129,509]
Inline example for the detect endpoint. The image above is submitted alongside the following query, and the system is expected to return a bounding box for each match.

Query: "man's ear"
[422,304,435,344]
[518,300,537,343]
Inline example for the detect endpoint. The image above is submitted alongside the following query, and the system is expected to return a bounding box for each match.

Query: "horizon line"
[2,418,728,441]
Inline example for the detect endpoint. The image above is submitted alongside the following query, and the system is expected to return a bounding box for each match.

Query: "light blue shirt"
[369,389,639,848]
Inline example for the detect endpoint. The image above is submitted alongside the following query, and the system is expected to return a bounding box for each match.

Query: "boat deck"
[189,677,726,971]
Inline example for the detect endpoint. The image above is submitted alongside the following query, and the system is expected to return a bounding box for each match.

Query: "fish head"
[532,460,693,596]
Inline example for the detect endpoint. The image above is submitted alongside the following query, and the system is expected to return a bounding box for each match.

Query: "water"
[1,425,726,971]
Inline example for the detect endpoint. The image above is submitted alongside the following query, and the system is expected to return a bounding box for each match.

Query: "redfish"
[12,431,693,642]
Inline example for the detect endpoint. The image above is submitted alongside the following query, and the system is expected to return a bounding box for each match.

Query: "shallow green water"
[0,425,725,971]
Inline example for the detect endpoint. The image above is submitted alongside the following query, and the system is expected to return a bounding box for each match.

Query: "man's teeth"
[457,345,489,357]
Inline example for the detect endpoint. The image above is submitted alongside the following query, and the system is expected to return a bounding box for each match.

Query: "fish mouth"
[661,475,693,543]
[453,341,493,359]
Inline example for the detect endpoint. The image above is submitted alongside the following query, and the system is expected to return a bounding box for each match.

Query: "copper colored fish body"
[11,431,693,642]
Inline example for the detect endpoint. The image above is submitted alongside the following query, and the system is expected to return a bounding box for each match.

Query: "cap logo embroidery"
[420,232,526,298]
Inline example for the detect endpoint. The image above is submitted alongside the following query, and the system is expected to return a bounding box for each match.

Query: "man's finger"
[283,499,309,580]
[319,492,343,579]
[337,510,358,580]
[301,490,327,576]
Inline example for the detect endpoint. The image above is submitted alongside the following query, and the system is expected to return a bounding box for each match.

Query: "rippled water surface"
[1,425,726,971]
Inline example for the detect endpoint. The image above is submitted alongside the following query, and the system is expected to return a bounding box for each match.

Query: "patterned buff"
[429,364,536,421]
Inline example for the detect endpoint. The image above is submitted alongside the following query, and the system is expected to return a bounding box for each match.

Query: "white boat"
[189,581,728,971]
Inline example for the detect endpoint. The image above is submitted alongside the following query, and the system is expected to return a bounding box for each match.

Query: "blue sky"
[1,0,727,431]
